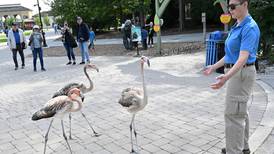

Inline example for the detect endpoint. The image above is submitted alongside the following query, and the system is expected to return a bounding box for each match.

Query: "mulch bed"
[40,41,205,57]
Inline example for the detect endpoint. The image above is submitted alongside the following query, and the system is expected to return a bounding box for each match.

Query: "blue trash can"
[205,31,227,73]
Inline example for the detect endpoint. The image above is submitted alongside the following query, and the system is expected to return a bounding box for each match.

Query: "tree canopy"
[50,0,151,30]
[249,0,274,59]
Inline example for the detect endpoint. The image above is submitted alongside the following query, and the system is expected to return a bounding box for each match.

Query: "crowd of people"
[5,16,97,71]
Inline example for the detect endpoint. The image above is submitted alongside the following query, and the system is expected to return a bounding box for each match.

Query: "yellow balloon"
[220,14,231,24]
[154,25,160,32]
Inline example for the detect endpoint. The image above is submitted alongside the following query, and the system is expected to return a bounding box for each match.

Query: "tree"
[50,0,151,30]
[34,16,42,26]
[249,0,274,62]
[5,17,15,27]
[43,15,50,26]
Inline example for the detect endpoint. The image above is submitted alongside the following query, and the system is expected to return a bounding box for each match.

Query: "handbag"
[68,33,78,48]
[71,38,78,48]
[21,42,26,49]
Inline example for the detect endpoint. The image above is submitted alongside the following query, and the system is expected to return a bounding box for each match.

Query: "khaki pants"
[224,66,256,154]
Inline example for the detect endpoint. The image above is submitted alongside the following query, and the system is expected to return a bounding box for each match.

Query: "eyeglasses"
[228,2,243,10]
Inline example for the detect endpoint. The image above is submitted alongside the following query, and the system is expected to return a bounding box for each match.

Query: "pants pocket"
[225,100,247,115]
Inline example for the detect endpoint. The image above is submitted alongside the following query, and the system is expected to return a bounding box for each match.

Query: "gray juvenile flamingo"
[118,56,150,153]
[32,88,82,154]
[52,64,100,138]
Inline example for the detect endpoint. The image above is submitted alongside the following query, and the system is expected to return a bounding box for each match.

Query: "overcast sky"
[0,0,51,14]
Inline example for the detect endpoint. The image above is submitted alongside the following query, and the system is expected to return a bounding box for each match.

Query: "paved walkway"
[0,40,273,154]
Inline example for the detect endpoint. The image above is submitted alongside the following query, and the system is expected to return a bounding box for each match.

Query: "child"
[88,27,96,52]
[141,26,148,50]
[29,25,46,72]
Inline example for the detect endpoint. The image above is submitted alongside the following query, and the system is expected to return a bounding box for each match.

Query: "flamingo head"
[85,64,99,72]
[68,88,81,100]
[141,56,150,67]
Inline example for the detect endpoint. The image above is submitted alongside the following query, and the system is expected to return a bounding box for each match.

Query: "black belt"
[224,62,255,68]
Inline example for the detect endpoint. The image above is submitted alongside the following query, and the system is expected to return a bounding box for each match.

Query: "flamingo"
[32,88,82,154]
[52,64,100,138]
[118,56,150,153]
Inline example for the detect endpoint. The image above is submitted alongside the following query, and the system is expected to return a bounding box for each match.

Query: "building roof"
[0,4,32,13]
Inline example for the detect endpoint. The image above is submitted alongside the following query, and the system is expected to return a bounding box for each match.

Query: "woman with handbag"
[62,23,77,65]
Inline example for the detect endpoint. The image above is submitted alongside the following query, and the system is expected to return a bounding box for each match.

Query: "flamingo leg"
[69,113,72,139]
[132,116,139,152]
[43,119,54,154]
[61,120,72,154]
[81,111,101,137]
[130,114,137,153]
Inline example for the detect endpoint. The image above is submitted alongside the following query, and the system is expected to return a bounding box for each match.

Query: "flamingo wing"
[32,96,73,121]
[118,87,143,107]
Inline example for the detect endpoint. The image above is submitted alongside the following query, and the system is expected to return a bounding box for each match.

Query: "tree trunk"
[140,0,145,27]
[179,0,185,32]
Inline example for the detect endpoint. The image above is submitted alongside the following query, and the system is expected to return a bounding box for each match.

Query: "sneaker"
[221,148,250,154]
[86,61,91,64]
[79,62,85,65]
[21,66,25,69]
[15,67,18,70]
[66,62,72,65]
[34,68,37,72]
[41,68,46,71]
[72,62,76,65]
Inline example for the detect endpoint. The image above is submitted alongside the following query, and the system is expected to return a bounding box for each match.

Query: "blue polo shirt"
[224,15,260,64]
[13,30,20,45]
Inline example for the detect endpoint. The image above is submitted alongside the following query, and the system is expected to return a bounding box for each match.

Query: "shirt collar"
[230,15,251,29]
[238,14,252,27]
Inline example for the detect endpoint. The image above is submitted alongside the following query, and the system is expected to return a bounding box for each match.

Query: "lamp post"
[35,0,47,47]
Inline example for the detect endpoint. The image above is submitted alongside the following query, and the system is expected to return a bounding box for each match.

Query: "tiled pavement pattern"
[0,51,271,154]
[256,67,274,154]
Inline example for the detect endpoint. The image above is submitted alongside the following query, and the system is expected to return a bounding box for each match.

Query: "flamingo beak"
[89,64,99,72]
[80,93,85,102]
[147,59,150,67]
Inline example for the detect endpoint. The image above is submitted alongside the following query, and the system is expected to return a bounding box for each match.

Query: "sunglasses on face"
[228,2,242,10]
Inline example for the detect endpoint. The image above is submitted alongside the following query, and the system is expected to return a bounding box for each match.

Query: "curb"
[249,79,274,153]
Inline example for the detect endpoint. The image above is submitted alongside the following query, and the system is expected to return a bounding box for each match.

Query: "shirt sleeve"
[240,27,258,53]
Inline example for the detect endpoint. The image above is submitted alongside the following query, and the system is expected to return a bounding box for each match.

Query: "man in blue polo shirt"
[7,22,27,70]
[204,0,260,153]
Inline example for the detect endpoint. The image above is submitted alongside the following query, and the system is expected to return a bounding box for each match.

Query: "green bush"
[0,37,7,43]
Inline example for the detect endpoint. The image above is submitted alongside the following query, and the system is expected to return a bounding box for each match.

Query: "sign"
[154,15,161,32]
[131,26,141,42]
[201,13,206,23]
[154,15,160,25]
[220,13,231,24]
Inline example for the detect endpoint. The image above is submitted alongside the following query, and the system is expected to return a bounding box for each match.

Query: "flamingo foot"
[130,149,139,154]
[93,132,101,137]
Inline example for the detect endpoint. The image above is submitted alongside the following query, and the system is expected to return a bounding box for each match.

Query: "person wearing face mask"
[7,22,27,70]
[204,0,260,154]
[29,25,46,72]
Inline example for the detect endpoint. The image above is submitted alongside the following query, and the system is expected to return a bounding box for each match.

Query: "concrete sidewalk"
[0,45,273,153]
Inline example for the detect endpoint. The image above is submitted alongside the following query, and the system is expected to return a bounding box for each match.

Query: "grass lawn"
[0,30,32,43]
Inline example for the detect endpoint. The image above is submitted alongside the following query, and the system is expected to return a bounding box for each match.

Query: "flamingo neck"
[83,66,94,93]
[141,64,147,104]
[69,98,83,112]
